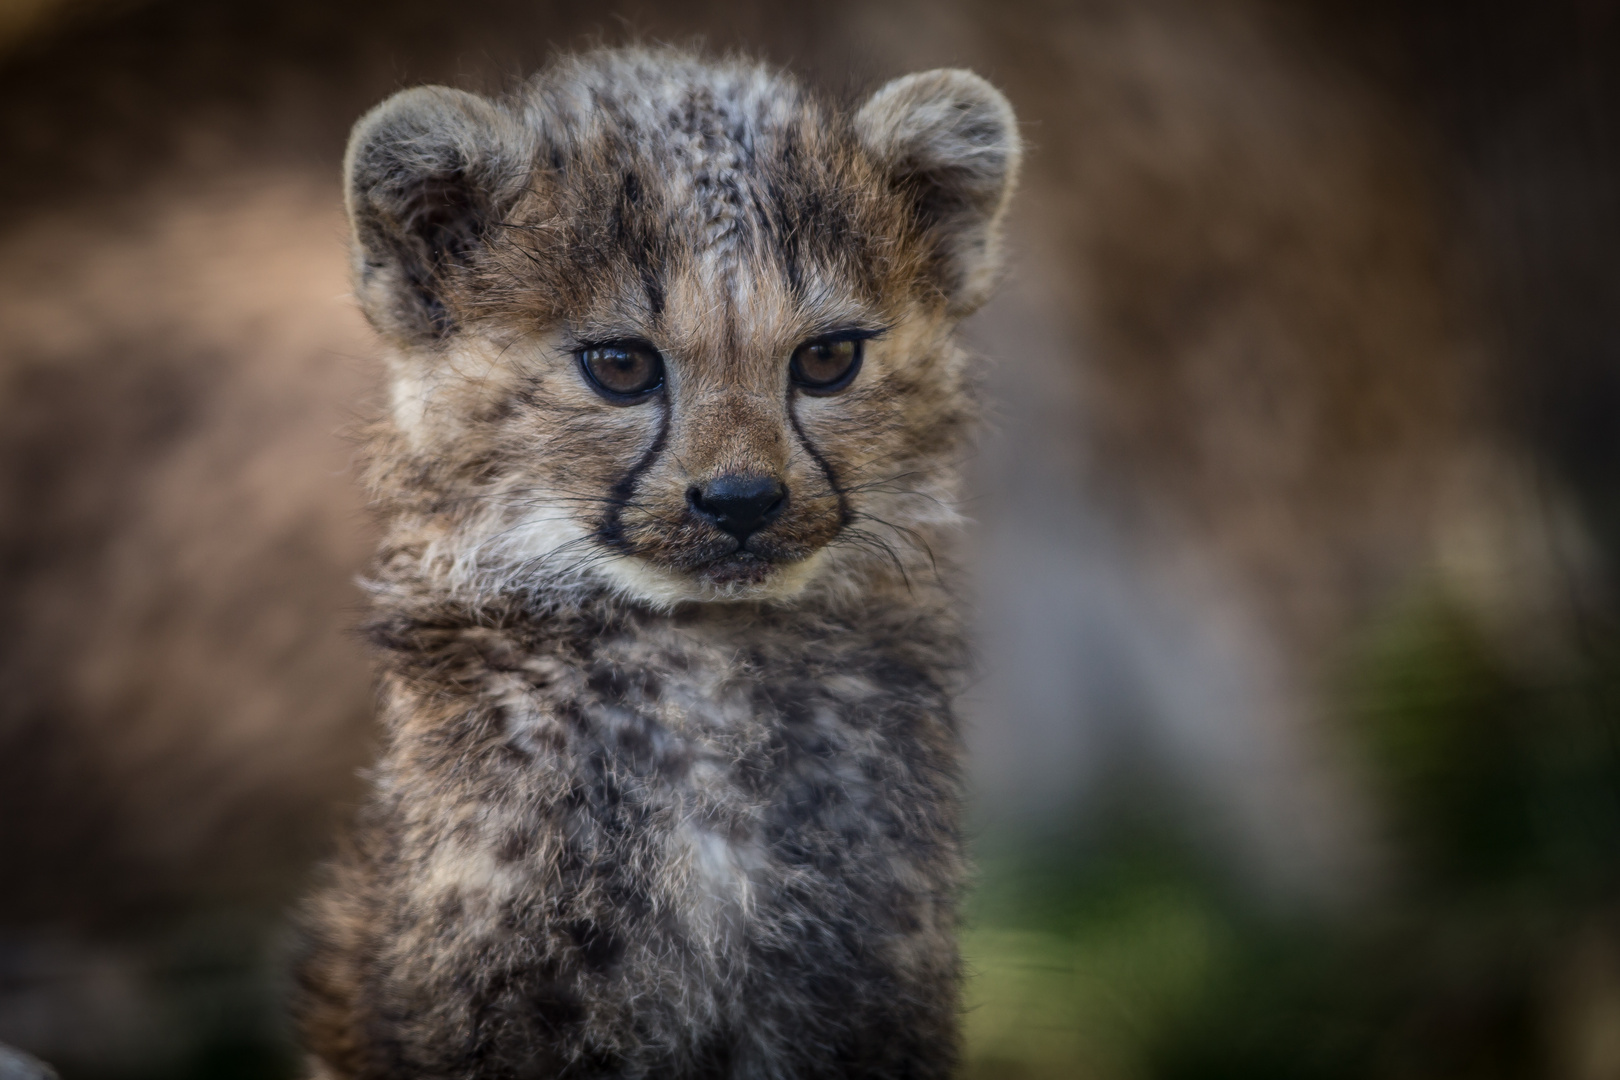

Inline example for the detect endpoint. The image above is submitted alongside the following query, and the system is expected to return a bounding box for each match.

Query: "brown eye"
[578,342,664,402]
[789,336,864,394]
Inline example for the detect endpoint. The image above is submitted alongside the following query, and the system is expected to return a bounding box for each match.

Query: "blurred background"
[1,0,1617,1076]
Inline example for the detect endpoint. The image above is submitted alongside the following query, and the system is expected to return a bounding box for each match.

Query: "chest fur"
[377,609,964,957]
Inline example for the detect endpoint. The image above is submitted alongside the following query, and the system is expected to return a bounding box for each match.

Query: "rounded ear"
[344,87,535,343]
[854,69,1021,316]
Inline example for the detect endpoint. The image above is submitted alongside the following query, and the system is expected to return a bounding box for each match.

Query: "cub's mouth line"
[618,532,830,585]
[696,551,775,585]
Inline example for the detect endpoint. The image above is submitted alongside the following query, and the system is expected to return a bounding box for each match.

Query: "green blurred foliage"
[962,589,1620,1080]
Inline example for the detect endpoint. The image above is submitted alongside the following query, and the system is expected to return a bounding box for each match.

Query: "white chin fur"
[596,549,828,610]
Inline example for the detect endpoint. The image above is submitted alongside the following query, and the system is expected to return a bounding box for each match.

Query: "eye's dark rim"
[789,329,881,396]
[576,339,666,405]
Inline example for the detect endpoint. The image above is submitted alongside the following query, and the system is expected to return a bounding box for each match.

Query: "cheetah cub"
[296,47,1020,1079]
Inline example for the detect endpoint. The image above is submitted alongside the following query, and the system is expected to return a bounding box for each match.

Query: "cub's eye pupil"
[579,343,663,401]
[790,337,863,394]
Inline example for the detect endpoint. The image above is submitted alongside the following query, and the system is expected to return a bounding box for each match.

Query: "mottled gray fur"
[296,46,1019,1079]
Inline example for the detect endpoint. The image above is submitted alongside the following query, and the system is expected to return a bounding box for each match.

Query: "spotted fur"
[296,47,1019,1079]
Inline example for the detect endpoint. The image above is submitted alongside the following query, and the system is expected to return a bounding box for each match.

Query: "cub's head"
[348,49,1019,608]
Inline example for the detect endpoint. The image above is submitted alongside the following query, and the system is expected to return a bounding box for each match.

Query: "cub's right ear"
[344,87,534,344]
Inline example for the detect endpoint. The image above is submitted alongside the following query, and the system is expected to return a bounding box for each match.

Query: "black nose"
[688,474,787,540]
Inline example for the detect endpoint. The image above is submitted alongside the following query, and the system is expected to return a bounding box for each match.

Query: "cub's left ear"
[855,69,1021,315]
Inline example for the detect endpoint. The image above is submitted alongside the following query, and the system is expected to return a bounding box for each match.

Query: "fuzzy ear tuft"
[855,69,1021,315]
[344,87,534,344]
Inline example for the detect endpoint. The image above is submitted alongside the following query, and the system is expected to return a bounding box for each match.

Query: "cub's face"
[486,277,952,605]
[348,51,1019,606]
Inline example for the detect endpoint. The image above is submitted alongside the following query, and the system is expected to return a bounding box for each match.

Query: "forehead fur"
[460,50,908,335]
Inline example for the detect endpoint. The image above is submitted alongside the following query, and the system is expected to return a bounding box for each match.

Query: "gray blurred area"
[1,0,1616,1076]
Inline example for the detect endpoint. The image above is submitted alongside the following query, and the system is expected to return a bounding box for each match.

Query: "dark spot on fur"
[555,699,587,729]
[470,960,588,1066]
[436,894,465,927]
[495,738,534,765]
[637,670,662,701]
[478,397,516,423]
[496,829,534,863]
[641,263,665,319]
[611,717,655,769]
[585,662,630,701]
[565,919,625,972]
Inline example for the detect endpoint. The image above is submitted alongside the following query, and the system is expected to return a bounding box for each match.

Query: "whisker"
[849,512,939,575]
[835,527,914,594]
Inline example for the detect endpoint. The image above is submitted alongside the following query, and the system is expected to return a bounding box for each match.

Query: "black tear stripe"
[597,400,672,552]
[788,399,851,528]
